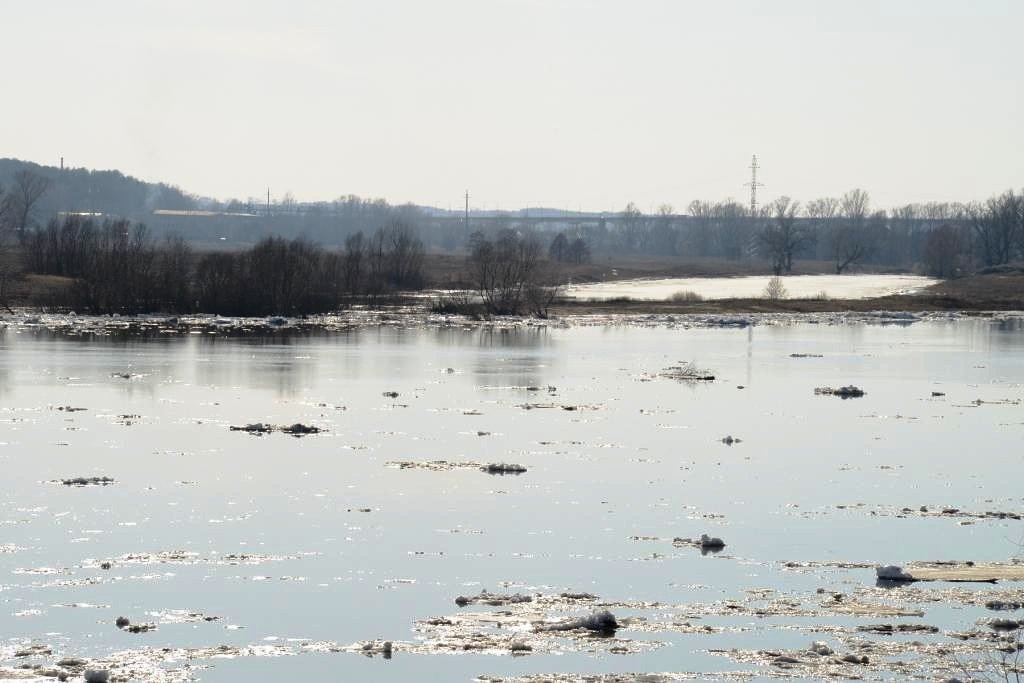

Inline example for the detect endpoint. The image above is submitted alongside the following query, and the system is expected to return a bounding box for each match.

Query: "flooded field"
[1,315,1022,681]
[564,274,938,301]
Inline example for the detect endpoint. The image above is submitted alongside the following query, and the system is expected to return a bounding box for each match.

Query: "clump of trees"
[970,190,1023,269]
[23,215,426,315]
[548,231,591,264]
[467,229,561,317]
[193,236,332,316]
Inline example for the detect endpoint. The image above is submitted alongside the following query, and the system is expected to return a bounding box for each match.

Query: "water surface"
[0,317,1021,681]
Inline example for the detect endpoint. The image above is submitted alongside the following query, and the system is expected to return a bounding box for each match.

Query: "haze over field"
[2,1,1021,210]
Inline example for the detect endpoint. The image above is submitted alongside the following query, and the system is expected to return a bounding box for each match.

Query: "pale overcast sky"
[1,1,1020,211]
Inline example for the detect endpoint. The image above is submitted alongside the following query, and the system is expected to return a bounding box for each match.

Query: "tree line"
[5,160,1022,278]
[595,189,1024,277]
[19,214,427,315]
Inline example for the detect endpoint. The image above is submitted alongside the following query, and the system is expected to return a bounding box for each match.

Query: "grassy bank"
[5,243,1021,317]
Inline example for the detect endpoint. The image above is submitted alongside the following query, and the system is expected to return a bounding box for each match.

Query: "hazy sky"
[2,1,1021,211]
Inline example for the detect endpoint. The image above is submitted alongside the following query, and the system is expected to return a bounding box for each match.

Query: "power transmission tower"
[745,155,764,215]
[744,155,765,260]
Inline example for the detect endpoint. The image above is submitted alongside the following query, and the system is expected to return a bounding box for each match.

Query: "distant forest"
[2,157,1024,315]
[0,158,194,218]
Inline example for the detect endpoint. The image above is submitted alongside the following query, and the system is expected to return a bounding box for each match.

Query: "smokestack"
[60,156,64,170]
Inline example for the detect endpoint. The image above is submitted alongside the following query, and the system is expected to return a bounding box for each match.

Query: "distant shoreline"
[4,269,1022,326]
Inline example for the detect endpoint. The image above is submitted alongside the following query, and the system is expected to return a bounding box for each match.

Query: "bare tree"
[803,196,836,261]
[830,189,874,273]
[380,220,425,289]
[685,199,715,256]
[0,264,16,312]
[619,202,645,251]
[154,235,194,311]
[279,192,298,214]
[650,203,677,254]
[888,204,931,266]
[758,196,813,275]
[805,197,839,221]
[364,228,390,304]
[971,190,1022,266]
[840,188,870,221]
[0,185,11,239]
[342,231,366,294]
[9,170,52,236]
[923,224,966,278]
[0,185,17,311]
[713,199,751,260]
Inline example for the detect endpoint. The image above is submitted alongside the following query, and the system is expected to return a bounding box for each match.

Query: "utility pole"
[266,188,271,216]
[745,154,764,215]
[464,190,470,241]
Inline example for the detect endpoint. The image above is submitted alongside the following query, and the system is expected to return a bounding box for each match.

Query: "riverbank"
[3,271,1021,323]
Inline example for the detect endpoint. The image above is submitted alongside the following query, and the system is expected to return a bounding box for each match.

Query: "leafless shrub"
[430,288,483,318]
[468,228,559,316]
[951,628,1023,683]
[763,276,788,300]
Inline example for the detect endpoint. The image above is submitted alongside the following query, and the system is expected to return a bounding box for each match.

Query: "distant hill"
[0,158,196,225]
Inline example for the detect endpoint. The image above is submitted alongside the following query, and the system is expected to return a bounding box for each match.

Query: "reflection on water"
[0,318,1022,682]
[2,325,556,396]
